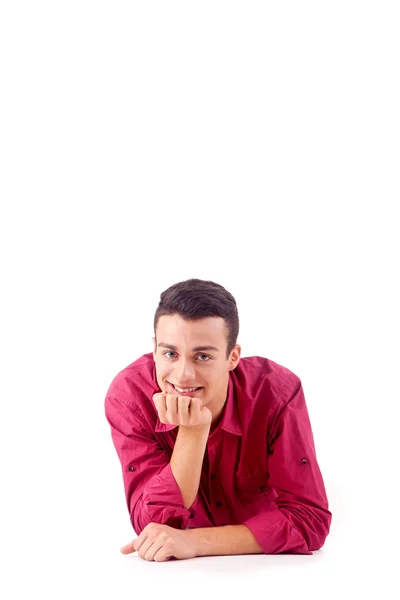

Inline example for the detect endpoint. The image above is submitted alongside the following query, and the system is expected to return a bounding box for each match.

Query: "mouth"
[167,381,204,396]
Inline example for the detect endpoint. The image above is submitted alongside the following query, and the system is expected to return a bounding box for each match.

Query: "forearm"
[170,424,210,510]
[188,524,264,556]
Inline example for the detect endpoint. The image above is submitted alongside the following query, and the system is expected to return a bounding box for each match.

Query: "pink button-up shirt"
[104,353,332,555]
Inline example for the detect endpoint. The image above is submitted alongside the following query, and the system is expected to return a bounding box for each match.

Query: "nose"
[175,358,196,384]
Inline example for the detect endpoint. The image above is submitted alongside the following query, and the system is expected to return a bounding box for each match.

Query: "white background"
[1,1,399,598]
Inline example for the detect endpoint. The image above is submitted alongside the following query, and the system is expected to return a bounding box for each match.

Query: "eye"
[162,351,211,361]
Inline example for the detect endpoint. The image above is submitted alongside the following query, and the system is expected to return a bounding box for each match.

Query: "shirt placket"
[207,431,229,526]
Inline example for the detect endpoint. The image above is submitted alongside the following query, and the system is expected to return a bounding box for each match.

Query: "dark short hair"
[153,278,239,359]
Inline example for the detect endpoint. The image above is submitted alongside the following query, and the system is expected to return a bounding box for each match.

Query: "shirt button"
[301,458,308,465]
[128,465,135,472]
[216,502,223,508]
[260,486,266,491]
[211,474,215,480]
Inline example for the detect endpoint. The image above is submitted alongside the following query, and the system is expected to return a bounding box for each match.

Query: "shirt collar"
[154,372,242,436]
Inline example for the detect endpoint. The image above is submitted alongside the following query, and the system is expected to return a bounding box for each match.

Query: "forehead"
[156,315,227,346]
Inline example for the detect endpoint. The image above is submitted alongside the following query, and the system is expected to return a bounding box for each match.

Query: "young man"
[104,279,332,562]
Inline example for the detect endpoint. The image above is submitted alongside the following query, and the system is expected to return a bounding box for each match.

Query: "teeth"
[173,384,199,393]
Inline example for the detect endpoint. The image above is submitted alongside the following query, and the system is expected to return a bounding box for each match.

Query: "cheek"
[156,364,168,378]
[156,361,173,380]
[154,360,167,379]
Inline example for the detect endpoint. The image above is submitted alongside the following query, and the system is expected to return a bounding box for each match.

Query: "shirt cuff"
[243,508,313,555]
[139,462,198,530]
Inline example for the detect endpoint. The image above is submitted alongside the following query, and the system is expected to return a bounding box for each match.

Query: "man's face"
[153,314,241,411]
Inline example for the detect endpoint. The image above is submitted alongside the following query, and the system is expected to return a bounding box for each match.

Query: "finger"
[188,396,201,421]
[153,392,167,409]
[138,538,157,560]
[178,396,191,426]
[120,540,137,554]
[143,540,164,562]
[153,392,168,423]
[154,546,173,562]
[123,528,148,554]
[165,393,178,423]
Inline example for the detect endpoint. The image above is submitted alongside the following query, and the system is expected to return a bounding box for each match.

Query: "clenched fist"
[153,391,212,430]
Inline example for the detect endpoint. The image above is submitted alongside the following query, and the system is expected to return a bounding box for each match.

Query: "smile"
[168,382,203,394]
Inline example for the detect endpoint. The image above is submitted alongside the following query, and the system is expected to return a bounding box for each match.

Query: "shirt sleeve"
[105,394,196,534]
[242,379,332,555]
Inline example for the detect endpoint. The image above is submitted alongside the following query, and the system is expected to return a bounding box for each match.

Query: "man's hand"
[153,391,212,430]
[120,522,197,562]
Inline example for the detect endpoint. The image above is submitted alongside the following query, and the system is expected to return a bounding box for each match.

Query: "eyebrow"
[157,343,219,352]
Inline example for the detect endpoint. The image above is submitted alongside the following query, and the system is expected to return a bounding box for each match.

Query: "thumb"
[120,540,137,554]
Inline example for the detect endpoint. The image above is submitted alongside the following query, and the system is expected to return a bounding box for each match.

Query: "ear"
[228,344,241,371]
[152,336,156,360]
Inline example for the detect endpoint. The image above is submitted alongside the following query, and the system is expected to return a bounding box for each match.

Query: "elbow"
[282,504,332,553]
[306,508,333,552]
[309,531,330,552]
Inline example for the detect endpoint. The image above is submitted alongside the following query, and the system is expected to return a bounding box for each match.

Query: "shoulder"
[104,352,158,411]
[235,355,301,404]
